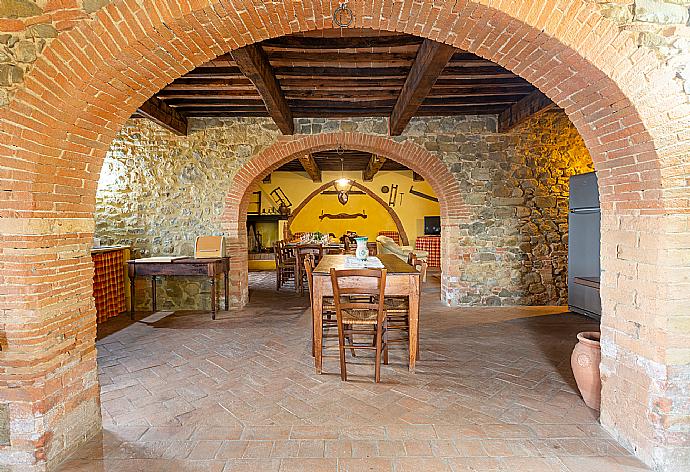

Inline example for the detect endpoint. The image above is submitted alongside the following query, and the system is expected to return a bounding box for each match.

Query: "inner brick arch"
[221,132,465,307]
[0,0,687,470]
[285,180,411,246]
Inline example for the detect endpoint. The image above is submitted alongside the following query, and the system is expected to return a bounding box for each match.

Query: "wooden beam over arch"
[232,44,294,134]
[136,96,188,136]
[497,90,556,132]
[389,39,456,135]
[363,155,386,181]
[297,154,322,182]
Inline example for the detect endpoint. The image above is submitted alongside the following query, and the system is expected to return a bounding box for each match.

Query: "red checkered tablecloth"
[415,236,441,268]
[92,249,127,323]
[377,231,400,245]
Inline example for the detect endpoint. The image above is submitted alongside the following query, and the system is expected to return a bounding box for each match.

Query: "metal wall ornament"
[333,1,354,28]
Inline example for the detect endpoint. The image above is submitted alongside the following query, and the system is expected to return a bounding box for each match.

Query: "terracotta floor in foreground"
[57,272,648,472]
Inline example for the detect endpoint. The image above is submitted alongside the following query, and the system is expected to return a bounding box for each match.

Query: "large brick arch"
[0,1,688,470]
[219,132,466,308]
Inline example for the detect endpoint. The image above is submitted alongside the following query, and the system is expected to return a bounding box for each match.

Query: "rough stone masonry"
[95,112,592,310]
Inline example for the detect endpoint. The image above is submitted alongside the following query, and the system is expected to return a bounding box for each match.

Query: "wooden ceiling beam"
[232,44,294,134]
[389,39,456,135]
[136,96,188,136]
[497,90,555,132]
[297,154,322,182]
[363,155,387,181]
[274,66,410,77]
[265,51,417,63]
[262,35,423,49]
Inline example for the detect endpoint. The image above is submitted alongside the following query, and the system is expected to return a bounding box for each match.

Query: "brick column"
[440,216,466,306]
[224,223,250,309]
[599,213,690,471]
[0,219,102,471]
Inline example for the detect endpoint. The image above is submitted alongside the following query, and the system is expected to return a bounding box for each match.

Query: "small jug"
[354,237,368,261]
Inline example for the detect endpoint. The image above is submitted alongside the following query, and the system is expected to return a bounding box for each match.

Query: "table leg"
[130,276,136,320]
[408,275,420,372]
[295,259,301,293]
[224,271,229,311]
[313,278,324,373]
[151,276,157,313]
[211,275,217,320]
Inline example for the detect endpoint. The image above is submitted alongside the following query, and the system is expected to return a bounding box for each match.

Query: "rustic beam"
[363,155,387,181]
[389,39,456,135]
[262,35,423,49]
[136,96,188,136]
[297,154,322,182]
[497,90,556,132]
[232,44,294,134]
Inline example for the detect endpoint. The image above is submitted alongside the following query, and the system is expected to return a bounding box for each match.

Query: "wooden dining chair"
[274,240,295,291]
[304,255,356,359]
[296,244,324,295]
[407,252,427,282]
[330,268,388,383]
[385,259,426,358]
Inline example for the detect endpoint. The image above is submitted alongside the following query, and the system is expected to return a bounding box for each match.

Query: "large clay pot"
[571,331,601,410]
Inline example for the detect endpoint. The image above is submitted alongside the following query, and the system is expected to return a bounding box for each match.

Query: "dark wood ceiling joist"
[232,44,294,134]
[497,90,556,132]
[297,154,322,182]
[261,34,423,49]
[389,39,457,135]
[143,29,541,122]
[363,155,387,181]
[136,96,188,136]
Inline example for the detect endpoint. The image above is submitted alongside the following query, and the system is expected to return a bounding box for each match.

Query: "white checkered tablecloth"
[415,236,441,268]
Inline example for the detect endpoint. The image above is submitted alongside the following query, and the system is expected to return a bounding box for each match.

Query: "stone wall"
[95,112,592,310]
[591,0,690,93]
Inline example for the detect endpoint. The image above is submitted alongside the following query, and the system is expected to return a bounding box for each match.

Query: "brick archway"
[1,1,688,470]
[220,133,463,308]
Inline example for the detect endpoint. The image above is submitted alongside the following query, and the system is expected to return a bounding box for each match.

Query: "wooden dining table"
[311,254,421,373]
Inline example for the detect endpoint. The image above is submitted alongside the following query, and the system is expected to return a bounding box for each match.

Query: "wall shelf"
[247,214,288,222]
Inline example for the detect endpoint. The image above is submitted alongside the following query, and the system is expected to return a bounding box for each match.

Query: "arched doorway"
[221,132,464,308]
[0,1,687,470]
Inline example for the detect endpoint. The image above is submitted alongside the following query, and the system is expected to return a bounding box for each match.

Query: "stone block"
[26,24,58,39]
[83,0,111,14]
[634,0,690,24]
[0,0,42,18]
[0,64,23,86]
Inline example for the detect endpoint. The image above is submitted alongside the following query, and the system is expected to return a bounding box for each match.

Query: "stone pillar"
[0,218,102,471]
[599,212,690,471]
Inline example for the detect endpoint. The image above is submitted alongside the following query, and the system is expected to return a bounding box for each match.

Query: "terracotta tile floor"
[57,272,649,472]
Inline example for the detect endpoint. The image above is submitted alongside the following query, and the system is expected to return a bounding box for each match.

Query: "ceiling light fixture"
[336,156,350,191]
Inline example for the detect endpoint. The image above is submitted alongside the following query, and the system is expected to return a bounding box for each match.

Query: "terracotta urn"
[571,331,601,410]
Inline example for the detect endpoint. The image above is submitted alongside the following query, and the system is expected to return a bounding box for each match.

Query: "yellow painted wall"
[256,170,439,245]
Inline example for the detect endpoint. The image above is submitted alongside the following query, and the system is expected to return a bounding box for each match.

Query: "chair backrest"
[297,244,324,267]
[407,255,427,282]
[195,235,225,258]
[329,268,388,323]
[274,241,282,265]
[415,260,428,282]
[303,254,315,301]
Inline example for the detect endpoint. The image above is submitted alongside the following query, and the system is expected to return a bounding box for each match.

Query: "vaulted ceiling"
[133,28,553,137]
